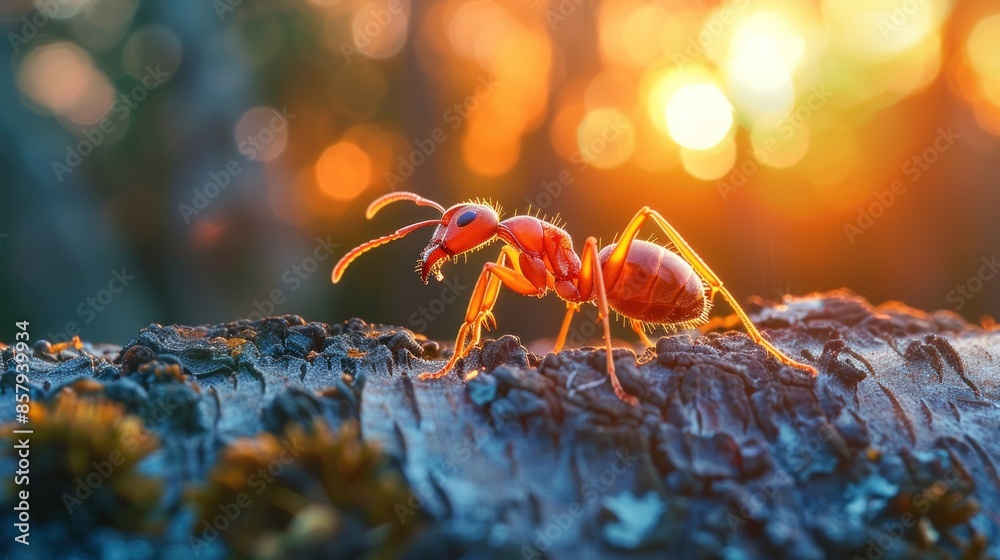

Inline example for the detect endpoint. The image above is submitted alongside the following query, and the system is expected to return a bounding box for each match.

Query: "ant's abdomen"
[598,240,707,326]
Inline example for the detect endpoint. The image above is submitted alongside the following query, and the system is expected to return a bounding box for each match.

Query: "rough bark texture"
[1,290,998,560]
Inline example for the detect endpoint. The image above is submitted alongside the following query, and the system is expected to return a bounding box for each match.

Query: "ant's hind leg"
[605,208,817,376]
[630,319,655,349]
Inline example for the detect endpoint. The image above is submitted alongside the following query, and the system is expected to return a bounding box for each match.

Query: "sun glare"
[665,83,734,151]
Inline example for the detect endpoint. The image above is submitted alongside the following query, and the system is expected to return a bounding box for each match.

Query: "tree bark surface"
[1,290,998,559]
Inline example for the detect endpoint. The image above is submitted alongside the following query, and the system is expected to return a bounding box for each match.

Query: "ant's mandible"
[332,192,817,405]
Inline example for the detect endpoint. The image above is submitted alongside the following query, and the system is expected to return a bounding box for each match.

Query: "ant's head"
[418,202,499,283]
[331,192,501,286]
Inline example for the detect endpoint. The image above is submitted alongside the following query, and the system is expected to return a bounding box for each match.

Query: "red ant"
[332,192,817,405]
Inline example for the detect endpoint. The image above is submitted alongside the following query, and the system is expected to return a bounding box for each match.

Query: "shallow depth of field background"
[1,0,998,345]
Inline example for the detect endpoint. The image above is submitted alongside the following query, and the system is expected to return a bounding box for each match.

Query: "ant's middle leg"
[553,303,580,354]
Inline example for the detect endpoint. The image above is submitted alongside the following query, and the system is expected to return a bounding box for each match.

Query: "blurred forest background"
[1,0,998,346]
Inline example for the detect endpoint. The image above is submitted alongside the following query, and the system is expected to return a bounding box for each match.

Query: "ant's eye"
[456,210,477,227]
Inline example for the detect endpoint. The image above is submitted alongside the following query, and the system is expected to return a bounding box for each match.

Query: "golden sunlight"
[665,82,735,151]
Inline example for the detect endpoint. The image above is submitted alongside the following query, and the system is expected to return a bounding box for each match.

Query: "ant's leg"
[468,246,522,348]
[419,248,540,380]
[630,319,655,348]
[49,335,83,354]
[715,287,817,374]
[553,303,580,354]
[605,208,817,376]
[699,313,740,334]
[631,320,658,365]
[578,237,639,405]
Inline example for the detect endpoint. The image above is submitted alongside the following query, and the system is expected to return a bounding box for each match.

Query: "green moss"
[189,420,426,559]
[1,393,163,534]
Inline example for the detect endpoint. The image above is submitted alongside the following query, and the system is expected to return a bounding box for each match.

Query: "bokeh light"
[724,12,802,118]
[315,141,372,201]
[16,42,115,125]
[966,14,1000,82]
[234,107,289,162]
[681,138,737,180]
[351,0,410,59]
[122,25,183,79]
[576,108,636,169]
[751,118,811,169]
[966,13,1000,111]
[4,0,1000,347]
[665,83,735,150]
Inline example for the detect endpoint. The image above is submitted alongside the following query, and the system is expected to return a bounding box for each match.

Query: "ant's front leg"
[418,247,542,380]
